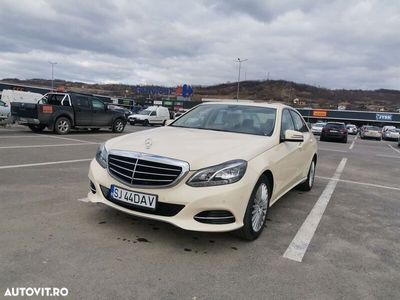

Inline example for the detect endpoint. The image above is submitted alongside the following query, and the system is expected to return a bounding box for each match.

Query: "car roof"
[200,101,291,110]
[326,122,345,125]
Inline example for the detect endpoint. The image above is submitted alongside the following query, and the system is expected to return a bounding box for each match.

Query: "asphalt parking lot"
[0,126,399,299]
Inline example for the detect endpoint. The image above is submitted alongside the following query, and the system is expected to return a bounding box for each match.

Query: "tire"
[129,120,135,126]
[143,119,149,126]
[236,175,271,241]
[297,159,316,191]
[54,117,71,135]
[162,120,166,126]
[112,118,125,133]
[28,124,46,133]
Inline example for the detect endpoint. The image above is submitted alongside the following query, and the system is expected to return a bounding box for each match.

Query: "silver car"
[311,122,326,135]
[360,126,382,140]
[382,128,400,141]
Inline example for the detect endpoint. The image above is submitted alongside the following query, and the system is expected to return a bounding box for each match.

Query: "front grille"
[107,151,188,187]
[100,185,184,217]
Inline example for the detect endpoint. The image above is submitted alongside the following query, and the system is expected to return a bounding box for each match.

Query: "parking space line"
[0,158,92,169]
[349,140,355,150]
[376,154,400,159]
[316,175,400,191]
[388,144,400,155]
[0,143,99,149]
[283,158,347,262]
[39,134,95,144]
[318,148,348,153]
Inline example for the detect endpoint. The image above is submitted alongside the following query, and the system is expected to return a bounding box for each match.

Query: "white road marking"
[78,197,90,202]
[0,158,92,170]
[0,135,46,138]
[39,134,94,144]
[0,143,99,149]
[283,158,347,262]
[388,144,400,155]
[349,140,355,150]
[318,148,348,153]
[316,175,400,191]
[376,154,400,159]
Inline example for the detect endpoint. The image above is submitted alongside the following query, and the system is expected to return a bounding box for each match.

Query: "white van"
[128,106,170,126]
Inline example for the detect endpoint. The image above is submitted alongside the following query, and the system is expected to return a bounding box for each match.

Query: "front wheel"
[112,119,125,133]
[143,119,149,126]
[297,159,316,191]
[236,175,271,241]
[54,117,71,135]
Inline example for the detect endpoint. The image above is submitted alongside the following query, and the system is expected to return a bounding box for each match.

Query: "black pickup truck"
[11,92,127,134]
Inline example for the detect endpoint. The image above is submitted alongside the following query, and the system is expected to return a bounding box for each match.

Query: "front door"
[91,99,112,126]
[74,95,92,125]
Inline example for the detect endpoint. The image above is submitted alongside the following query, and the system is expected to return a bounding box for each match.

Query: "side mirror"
[165,119,174,126]
[284,130,304,142]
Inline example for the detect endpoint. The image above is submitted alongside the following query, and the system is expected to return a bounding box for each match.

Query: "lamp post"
[48,61,57,91]
[235,58,248,101]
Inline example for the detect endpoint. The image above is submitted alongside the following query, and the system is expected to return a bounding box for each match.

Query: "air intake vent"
[194,210,235,224]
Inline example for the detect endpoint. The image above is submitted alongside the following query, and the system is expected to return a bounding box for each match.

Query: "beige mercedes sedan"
[88,102,318,240]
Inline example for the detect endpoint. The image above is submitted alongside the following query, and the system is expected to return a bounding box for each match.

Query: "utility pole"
[235,58,248,101]
[48,61,57,91]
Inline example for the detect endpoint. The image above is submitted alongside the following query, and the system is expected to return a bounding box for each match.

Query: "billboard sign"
[376,113,393,121]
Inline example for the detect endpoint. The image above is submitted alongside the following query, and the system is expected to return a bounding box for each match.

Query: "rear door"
[91,98,113,126]
[73,95,92,125]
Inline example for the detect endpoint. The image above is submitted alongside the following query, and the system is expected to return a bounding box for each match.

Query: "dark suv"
[11,92,127,134]
[320,122,348,143]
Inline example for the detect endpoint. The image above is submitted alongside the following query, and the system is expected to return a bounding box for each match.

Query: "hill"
[2,78,400,111]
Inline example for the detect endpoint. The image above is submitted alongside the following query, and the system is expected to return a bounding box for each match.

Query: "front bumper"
[87,159,255,232]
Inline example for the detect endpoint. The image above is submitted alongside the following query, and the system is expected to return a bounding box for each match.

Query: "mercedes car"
[87,102,318,240]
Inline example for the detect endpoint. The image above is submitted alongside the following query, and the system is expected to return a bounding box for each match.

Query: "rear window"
[325,123,345,129]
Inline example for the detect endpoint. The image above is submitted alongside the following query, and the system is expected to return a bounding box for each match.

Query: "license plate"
[109,185,157,210]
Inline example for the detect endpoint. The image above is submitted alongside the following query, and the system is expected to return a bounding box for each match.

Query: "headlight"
[96,143,108,168]
[186,160,247,187]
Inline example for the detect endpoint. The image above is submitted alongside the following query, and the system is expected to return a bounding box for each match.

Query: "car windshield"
[138,109,151,115]
[171,104,277,136]
[366,126,380,131]
[325,123,344,129]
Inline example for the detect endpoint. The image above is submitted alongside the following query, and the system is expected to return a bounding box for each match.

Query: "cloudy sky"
[0,0,399,89]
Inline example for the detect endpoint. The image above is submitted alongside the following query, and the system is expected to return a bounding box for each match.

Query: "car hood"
[129,114,148,120]
[105,126,275,170]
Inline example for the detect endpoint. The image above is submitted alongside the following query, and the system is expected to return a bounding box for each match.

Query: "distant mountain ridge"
[2,78,400,111]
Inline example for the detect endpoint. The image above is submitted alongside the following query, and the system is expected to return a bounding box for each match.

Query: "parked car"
[360,126,382,140]
[128,106,170,126]
[88,102,318,240]
[173,109,189,119]
[0,100,10,121]
[311,122,326,135]
[346,124,358,135]
[320,122,348,143]
[382,128,400,141]
[11,92,126,134]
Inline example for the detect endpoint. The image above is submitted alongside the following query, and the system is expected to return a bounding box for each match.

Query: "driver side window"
[280,109,295,140]
[150,111,157,116]
[0,100,5,107]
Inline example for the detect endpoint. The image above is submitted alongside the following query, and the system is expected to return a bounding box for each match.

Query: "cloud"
[0,0,399,89]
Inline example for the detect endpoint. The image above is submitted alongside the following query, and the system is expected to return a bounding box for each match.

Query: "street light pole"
[235,58,248,101]
[48,61,57,91]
